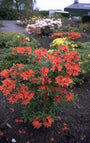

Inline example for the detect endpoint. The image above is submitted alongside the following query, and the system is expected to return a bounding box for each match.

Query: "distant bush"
[23,15,42,25]
[0,7,41,20]
[82,15,90,23]
[76,42,90,81]
[59,26,80,32]
[0,7,19,20]
[61,13,70,18]
[39,10,49,18]
[79,23,90,33]
[19,9,40,22]
[0,32,40,48]
[0,21,3,26]
[0,32,26,47]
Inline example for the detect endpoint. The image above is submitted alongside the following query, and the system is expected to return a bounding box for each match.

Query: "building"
[49,9,69,17]
[64,0,90,16]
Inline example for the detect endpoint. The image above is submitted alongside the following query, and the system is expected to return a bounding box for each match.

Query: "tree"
[13,0,36,10]
[0,0,13,8]
[0,0,36,10]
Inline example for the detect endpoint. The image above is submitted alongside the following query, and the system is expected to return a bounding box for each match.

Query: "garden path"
[0,20,25,33]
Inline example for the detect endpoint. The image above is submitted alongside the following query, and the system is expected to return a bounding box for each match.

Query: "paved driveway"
[0,20,25,33]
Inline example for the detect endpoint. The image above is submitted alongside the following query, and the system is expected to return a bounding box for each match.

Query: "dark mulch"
[0,35,90,143]
[0,75,90,143]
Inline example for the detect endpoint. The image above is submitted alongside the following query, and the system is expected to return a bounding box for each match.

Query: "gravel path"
[0,20,25,33]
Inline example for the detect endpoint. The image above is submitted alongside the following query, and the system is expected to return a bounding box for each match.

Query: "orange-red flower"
[61,88,67,95]
[62,122,69,130]
[38,85,49,91]
[12,46,32,55]
[40,67,49,76]
[67,32,81,40]
[60,45,69,53]
[0,69,10,79]
[62,51,80,62]
[55,75,73,87]
[8,84,35,105]
[0,131,4,136]
[65,61,81,77]
[50,137,54,142]
[32,117,42,129]
[43,116,53,127]
[30,76,38,83]
[1,78,16,96]
[20,69,35,80]
[10,63,25,78]
[20,38,26,43]
[51,32,81,40]
[65,92,74,101]
[58,116,61,120]
[10,108,14,112]
[53,87,59,92]
[46,54,54,60]
[51,32,66,39]
[51,56,62,72]
[40,76,51,85]
[53,94,62,103]
[17,84,35,105]
[33,48,47,62]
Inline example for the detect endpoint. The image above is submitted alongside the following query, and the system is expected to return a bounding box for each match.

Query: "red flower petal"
[50,137,54,142]
[0,131,4,136]
[58,116,61,120]
[10,108,14,112]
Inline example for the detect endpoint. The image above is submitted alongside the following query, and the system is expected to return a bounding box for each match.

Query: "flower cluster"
[25,25,35,34]
[32,116,53,129]
[51,32,81,40]
[25,18,62,35]
[50,38,78,50]
[0,45,81,129]
[23,16,42,25]
[12,46,32,55]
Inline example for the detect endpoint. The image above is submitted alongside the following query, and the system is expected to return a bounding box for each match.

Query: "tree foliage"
[0,0,36,10]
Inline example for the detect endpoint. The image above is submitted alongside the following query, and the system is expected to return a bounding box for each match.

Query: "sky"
[34,0,90,10]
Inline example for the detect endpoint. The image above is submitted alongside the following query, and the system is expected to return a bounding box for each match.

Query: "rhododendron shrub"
[25,18,62,35]
[0,45,81,129]
[51,32,81,40]
[50,38,78,50]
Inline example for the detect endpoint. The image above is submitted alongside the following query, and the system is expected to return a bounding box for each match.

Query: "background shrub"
[0,32,26,47]
[0,32,40,49]
[82,15,90,23]
[72,42,90,85]
[0,7,19,20]
[59,26,80,32]
[39,10,49,18]
[79,23,90,33]
[0,21,3,26]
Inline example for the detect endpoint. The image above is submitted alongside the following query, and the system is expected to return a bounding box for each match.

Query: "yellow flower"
[82,70,86,73]
[79,62,83,64]
[48,49,56,54]
[71,44,77,48]
[50,38,69,48]
[25,37,30,41]
[84,60,88,63]
[17,35,20,38]
[72,48,75,51]
[88,54,90,57]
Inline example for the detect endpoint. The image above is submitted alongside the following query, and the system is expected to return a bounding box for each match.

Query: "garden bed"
[0,74,90,143]
[0,33,90,143]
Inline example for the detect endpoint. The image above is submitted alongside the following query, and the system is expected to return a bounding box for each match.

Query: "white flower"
[25,18,62,34]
